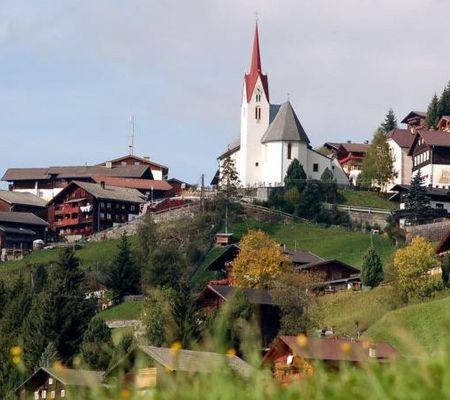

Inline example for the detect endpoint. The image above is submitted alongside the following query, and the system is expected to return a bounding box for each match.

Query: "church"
[217,24,349,188]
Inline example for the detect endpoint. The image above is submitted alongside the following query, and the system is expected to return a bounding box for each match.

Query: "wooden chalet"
[401,111,427,131]
[91,176,172,199]
[2,164,154,202]
[262,336,400,383]
[101,154,169,181]
[166,178,193,196]
[15,367,104,399]
[0,190,47,220]
[197,285,280,345]
[47,181,145,238]
[0,212,48,258]
[436,115,450,132]
[106,345,254,389]
[390,184,450,212]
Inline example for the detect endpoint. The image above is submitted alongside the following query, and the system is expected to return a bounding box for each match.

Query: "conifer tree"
[40,342,59,368]
[426,93,439,129]
[81,317,113,370]
[218,156,241,200]
[109,234,141,296]
[381,108,398,132]
[437,81,450,120]
[404,170,431,225]
[135,213,158,269]
[284,159,307,193]
[320,168,338,203]
[298,181,323,219]
[360,247,384,288]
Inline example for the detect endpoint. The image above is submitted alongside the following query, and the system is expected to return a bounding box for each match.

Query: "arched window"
[255,106,261,121]
[255,88,262,102]
[287,143,292,160]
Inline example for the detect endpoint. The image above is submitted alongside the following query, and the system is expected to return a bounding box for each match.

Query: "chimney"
[143,156,150,160]
[105,161,112,169]
[100,181,106,190]
[347,140,351,143]
[368,348,377,358]
[364,140,369,144]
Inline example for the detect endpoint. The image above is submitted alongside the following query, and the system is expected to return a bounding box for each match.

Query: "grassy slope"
[229,220,394,268]
[98,300,145,321]
[191,246,229,291]
[364,294,450,354]
[339,190,398,209]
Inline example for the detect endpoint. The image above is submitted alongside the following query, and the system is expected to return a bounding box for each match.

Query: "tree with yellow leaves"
[393,236,441,302]
[231,230,290,288]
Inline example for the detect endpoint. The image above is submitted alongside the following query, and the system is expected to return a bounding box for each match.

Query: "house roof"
[92,176,172,191]
[261,101,310,144]
[15,367,104,392]
[138,345,254,378]
[0,190,47,208]
[284,249,324,265]
[296,259,360,274]
[323,142,341,152]
[387,128,416,149]
[436,229,450,254]
[338,143,370,153]
[48,181,146,205]
[105,154,168,170]
[218,137,241,160]
[204,245,240,271]
[0,211,48,226]
[401,111,427,124]
[262,336,400,365]
[2,165,151,182]
[408,130,450,155]
[0,225,36,235]
[206,284,276,306]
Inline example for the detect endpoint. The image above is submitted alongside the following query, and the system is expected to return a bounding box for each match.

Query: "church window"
[255,106,261,121]
[255,88,262,102]
[313,163,319,172]
[255,162,259,167]
[287,143,292,160]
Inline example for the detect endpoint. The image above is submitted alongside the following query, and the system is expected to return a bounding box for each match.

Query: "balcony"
[54,216,93,227]
[54,205,81,216]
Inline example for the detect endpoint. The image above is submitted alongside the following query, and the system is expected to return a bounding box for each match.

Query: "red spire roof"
[244,22,269,103]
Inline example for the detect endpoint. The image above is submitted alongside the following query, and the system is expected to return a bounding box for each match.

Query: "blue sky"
[1,0,450,186]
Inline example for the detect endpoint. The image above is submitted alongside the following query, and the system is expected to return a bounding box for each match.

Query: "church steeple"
[244,22,269,103]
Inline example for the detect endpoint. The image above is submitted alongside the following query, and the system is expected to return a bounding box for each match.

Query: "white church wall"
[263,142,283,186]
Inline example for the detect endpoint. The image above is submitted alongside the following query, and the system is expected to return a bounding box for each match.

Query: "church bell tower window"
[287,143,292,160]
[255,88,262,102]
[255,106,261,121]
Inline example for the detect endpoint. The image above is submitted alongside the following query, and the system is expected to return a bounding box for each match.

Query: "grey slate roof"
[0,211,48,226]
[261,101,310,144]
[284,249,324,265]
[138,346,255,378]
[0,226,36,235]
[0,190,47,208]
[2,165,150,181]
[68,181,146,203]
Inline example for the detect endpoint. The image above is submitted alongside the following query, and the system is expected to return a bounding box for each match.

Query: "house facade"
[0,190,48,220]
[217,24,349,188]
[101,154,169,181]
[387,128,415,187]
[47,181,145,238]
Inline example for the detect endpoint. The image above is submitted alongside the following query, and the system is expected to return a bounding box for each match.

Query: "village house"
[0,190,48,220]
[2,164,154,202]
[436,115,450,132]
[0,211,48,259]
[99,154,169,181]
[106,345,254,390]
[323,142,370,184]
[261,336,400,383]
[390,184,450,212]
[47,181,145,238]
[387,129,415,187]
[401,111,427,131]
[216,24,349,188]
[15,367,104,399]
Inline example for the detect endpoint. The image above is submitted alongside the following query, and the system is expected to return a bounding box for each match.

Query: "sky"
[1,0,450,186]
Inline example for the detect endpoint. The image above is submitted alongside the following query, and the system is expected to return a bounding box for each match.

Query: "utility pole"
[129,115,135,155]
[200,174,205,212]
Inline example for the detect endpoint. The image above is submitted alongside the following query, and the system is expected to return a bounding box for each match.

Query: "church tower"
[239,23,271,187]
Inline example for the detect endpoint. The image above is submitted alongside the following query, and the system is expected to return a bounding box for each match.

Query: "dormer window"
[255,106,261,121]
[255,88,262,102]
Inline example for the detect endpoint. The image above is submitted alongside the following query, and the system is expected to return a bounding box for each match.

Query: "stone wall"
[345,209,389,229]
[405,219,450,243]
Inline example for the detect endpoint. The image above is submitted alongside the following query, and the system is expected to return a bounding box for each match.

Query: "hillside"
[229,220,394,267]
[338,190,398,210]
[364,294,450,354]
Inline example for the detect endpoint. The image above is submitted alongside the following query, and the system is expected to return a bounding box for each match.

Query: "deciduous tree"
[393,236,440,302]
[231,230,290,288]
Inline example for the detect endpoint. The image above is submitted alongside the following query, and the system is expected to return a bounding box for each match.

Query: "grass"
[364,292,450,354]
[229,219,394,268]
[191,246,229,291]
[98,300,145,321]
[338,189,398,210]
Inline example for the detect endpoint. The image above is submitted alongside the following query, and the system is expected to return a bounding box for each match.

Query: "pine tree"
[147,243,184,289]
[218,156,241,199]
[135,213,158,269]
[426,93,439,129]
[298,181,323,219]
[381,108,398,132]
[109,234,141,296]
[40,342,59,368]
[81,317,113,370]
[320,168,338,203]
[437,81,450,120]
[404,170,431,225]
[284,159,307,193]
[360,247,384,288]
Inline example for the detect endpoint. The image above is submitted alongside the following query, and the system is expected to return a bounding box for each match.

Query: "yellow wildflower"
[296,334,308,347]
[340,342,352,353]
[227,348,237,357]
[10,346,22,357]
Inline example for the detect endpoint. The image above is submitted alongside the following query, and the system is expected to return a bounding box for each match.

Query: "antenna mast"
[129,115,135,155]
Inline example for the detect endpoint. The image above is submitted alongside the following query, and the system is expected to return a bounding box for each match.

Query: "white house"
[387,128,415,187]
[217,24,349,188]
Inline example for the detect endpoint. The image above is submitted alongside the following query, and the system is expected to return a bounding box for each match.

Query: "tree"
[297,181,323,219]
[380,108,398,132]
[147,243,184,289]
[32,265,48,293]
[360,247,384,287]
[231,230,290,288]
[359,128,396,190]
[393,236,441,302]
[442,256,450,288]
[81,317,113,370]
[217,156,241,233]
[271,270,322,335]
[283,187,300,215]
[320,168,338,203]
[109,234,141,296]
[284,159,307,194]
[404,171,431,225]
[40,342,59,368]
[135,213,158,268]
[437,81,450,120]
[426,93,439,129]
